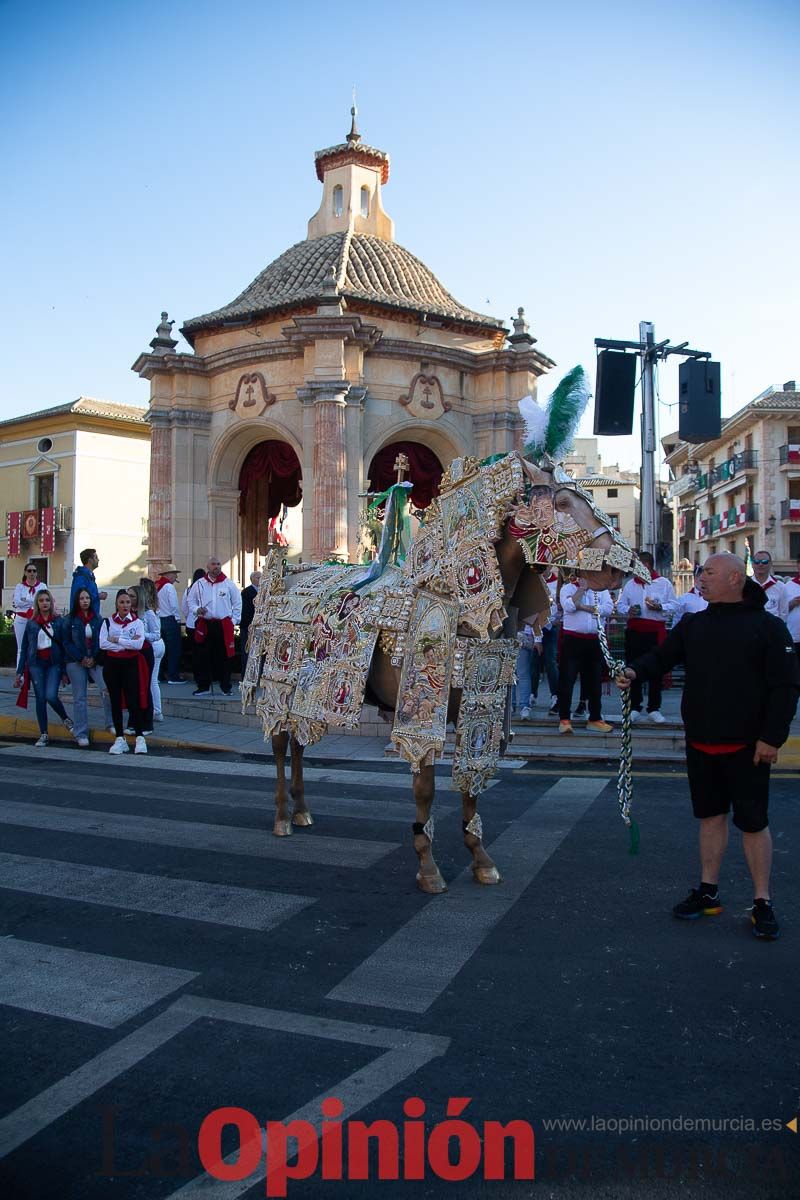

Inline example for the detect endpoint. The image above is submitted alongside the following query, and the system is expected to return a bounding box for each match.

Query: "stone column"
[146,411,172,575]
[345,387,367,563]
[312,388,349,560]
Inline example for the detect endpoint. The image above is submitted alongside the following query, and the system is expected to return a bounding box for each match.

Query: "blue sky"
[1,0,797,469]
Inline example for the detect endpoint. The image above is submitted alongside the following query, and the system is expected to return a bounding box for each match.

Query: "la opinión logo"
[198,1096,535,1196]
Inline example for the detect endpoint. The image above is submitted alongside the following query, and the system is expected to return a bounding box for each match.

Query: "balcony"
[780,499,800,524]
[779,445,800,471]
[707,450,759,495]
[698,503,759,540]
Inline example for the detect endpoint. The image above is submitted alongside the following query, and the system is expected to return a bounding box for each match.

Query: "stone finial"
[149,311,178,355]
[346,96,361,145]
[508,306,535,351]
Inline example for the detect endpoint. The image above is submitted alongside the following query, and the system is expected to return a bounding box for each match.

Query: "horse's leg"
[289,735,313,827]
[462,792,501,884]
[272,731,293,837]
[413,765,447,894]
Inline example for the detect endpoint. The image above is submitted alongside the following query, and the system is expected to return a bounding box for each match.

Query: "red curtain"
[367,441,443,509]
[238,441,302,518]
[238,441,302,554]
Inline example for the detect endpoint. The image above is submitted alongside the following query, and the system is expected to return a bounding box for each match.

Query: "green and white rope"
[595,603,639,854]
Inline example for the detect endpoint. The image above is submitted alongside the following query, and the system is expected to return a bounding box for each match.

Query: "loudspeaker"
[679,360,721,443]
[594,351,636,436]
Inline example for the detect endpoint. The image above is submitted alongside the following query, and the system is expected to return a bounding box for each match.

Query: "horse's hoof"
[416,870,448,894]
[472,864,502,885]
[292,811,314,827]
[273,820,293,837]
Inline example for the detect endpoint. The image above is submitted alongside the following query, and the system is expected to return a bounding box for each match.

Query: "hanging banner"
[7,511,21,557]
[41,506,55,554]
[22,510,40,541]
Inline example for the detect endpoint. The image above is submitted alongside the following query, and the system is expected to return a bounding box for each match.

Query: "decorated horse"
[242,368,648,892]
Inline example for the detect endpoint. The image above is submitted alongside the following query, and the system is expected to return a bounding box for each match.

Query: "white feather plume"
[518,394,548,454]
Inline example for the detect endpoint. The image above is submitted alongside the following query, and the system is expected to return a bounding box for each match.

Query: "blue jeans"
[28,659,70,734]
[160,616,182,681]
[65,660,112,739]
[532,625,559,699]
[515,647,535,709]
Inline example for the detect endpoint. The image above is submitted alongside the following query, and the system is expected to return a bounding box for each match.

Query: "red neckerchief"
[33,613,52,629]
[156,576,171,592]
[792,575,800,585]
[112,612,133,626]
[77,609,95,626]
[759,577,776,591]
[27,583,37,595]
[204,572,227,584]
[633,572,659,586]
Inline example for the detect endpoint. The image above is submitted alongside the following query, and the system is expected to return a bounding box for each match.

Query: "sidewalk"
[1,671,798,768]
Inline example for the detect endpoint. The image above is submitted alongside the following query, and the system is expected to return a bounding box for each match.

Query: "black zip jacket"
[630,582,800,748]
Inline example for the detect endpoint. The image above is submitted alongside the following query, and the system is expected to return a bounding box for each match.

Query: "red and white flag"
[41,507,55,554]
[7,511,21,557]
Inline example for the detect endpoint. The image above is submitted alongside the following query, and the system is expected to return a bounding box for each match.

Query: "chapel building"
[133,114,554,581]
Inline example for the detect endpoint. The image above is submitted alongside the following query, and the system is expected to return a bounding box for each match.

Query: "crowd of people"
[515,547,800,737]
[11,549,258,754]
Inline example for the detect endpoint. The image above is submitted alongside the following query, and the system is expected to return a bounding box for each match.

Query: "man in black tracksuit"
[618,553,799,940]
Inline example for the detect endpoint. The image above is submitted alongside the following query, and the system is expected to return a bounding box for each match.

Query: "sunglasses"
[753,558,770,565]
[25,570,37,575]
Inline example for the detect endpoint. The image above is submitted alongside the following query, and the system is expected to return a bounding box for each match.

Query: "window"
[360,186,370,218]
[35,473,54,509]
[37,437,53,453]
[607,513,620,530]
[332,185,343,217]
[0,560,4,597]
[728,539,736,554]
[791,532,800,559]
[606,487,618,498]
[788,426,800,443]
[28,556,48,584]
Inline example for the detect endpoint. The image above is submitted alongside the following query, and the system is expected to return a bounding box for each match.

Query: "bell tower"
[307,108,394,242]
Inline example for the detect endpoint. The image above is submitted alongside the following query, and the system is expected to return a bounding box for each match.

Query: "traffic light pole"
[595,331,711,562]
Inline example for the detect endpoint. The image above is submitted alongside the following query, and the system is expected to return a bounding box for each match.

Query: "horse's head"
[510,456,649,592]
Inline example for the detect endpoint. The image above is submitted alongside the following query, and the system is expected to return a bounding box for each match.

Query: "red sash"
[194,616,236,657]
[111,648,150,709]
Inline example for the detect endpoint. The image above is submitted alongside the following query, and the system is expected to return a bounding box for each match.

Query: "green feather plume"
[542,365,589,460]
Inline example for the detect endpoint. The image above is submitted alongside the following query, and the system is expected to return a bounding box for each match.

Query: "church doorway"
[367,440,443,511]
[238,440,302,562]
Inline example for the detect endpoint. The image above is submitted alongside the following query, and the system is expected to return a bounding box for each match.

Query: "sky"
[1,0,798,472]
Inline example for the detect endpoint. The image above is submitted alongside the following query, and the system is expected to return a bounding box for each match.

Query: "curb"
[0,714,242,757]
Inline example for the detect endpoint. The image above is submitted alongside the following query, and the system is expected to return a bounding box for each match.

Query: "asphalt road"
[0,742,797,1200]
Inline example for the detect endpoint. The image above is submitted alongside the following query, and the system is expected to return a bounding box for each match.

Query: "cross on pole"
[393,452,410,484]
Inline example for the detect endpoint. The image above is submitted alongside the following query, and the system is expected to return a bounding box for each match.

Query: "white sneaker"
[630,710,642,724]
[520,706,532,720]
[648,710,666,724]
[34,733,49,748]
[142,729,154,736]
[77,737,90,748]
[134,736,148,755]
[154,713,165,722]
[106,724,116,733]
[109,737,129,755]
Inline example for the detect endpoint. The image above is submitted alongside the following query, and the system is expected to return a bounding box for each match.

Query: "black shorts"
[685,743,770,833]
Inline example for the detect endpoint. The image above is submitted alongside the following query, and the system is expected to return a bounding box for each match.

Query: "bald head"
[699,553,746,604]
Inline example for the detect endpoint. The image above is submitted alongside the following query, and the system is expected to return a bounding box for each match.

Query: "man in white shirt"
[557,576,613,735]
[155,563,184,684]
[531,571,560,716]
[752,549,789,622]
[673,567,709,624]
[187,556,242,697]
[616,551,676,724]
[785,554,800,665]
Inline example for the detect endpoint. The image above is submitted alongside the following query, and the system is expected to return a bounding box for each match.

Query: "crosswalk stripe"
[327,777,610,1013]
[0,744,497,791]
[0,800,398,869]
[1,767,458,823]
[0,852,316,931]
[0,1005,196,1158]
[0,937,197,1028]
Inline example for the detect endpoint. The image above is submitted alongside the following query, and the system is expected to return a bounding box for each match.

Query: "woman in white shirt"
[12,563,47,659]
[100,589,148,755]
[129,580,165,730]
[557,576,614,735]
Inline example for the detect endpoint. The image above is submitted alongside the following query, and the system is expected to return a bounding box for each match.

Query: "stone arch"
[362,421,469,484]
[209,418,303,492]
